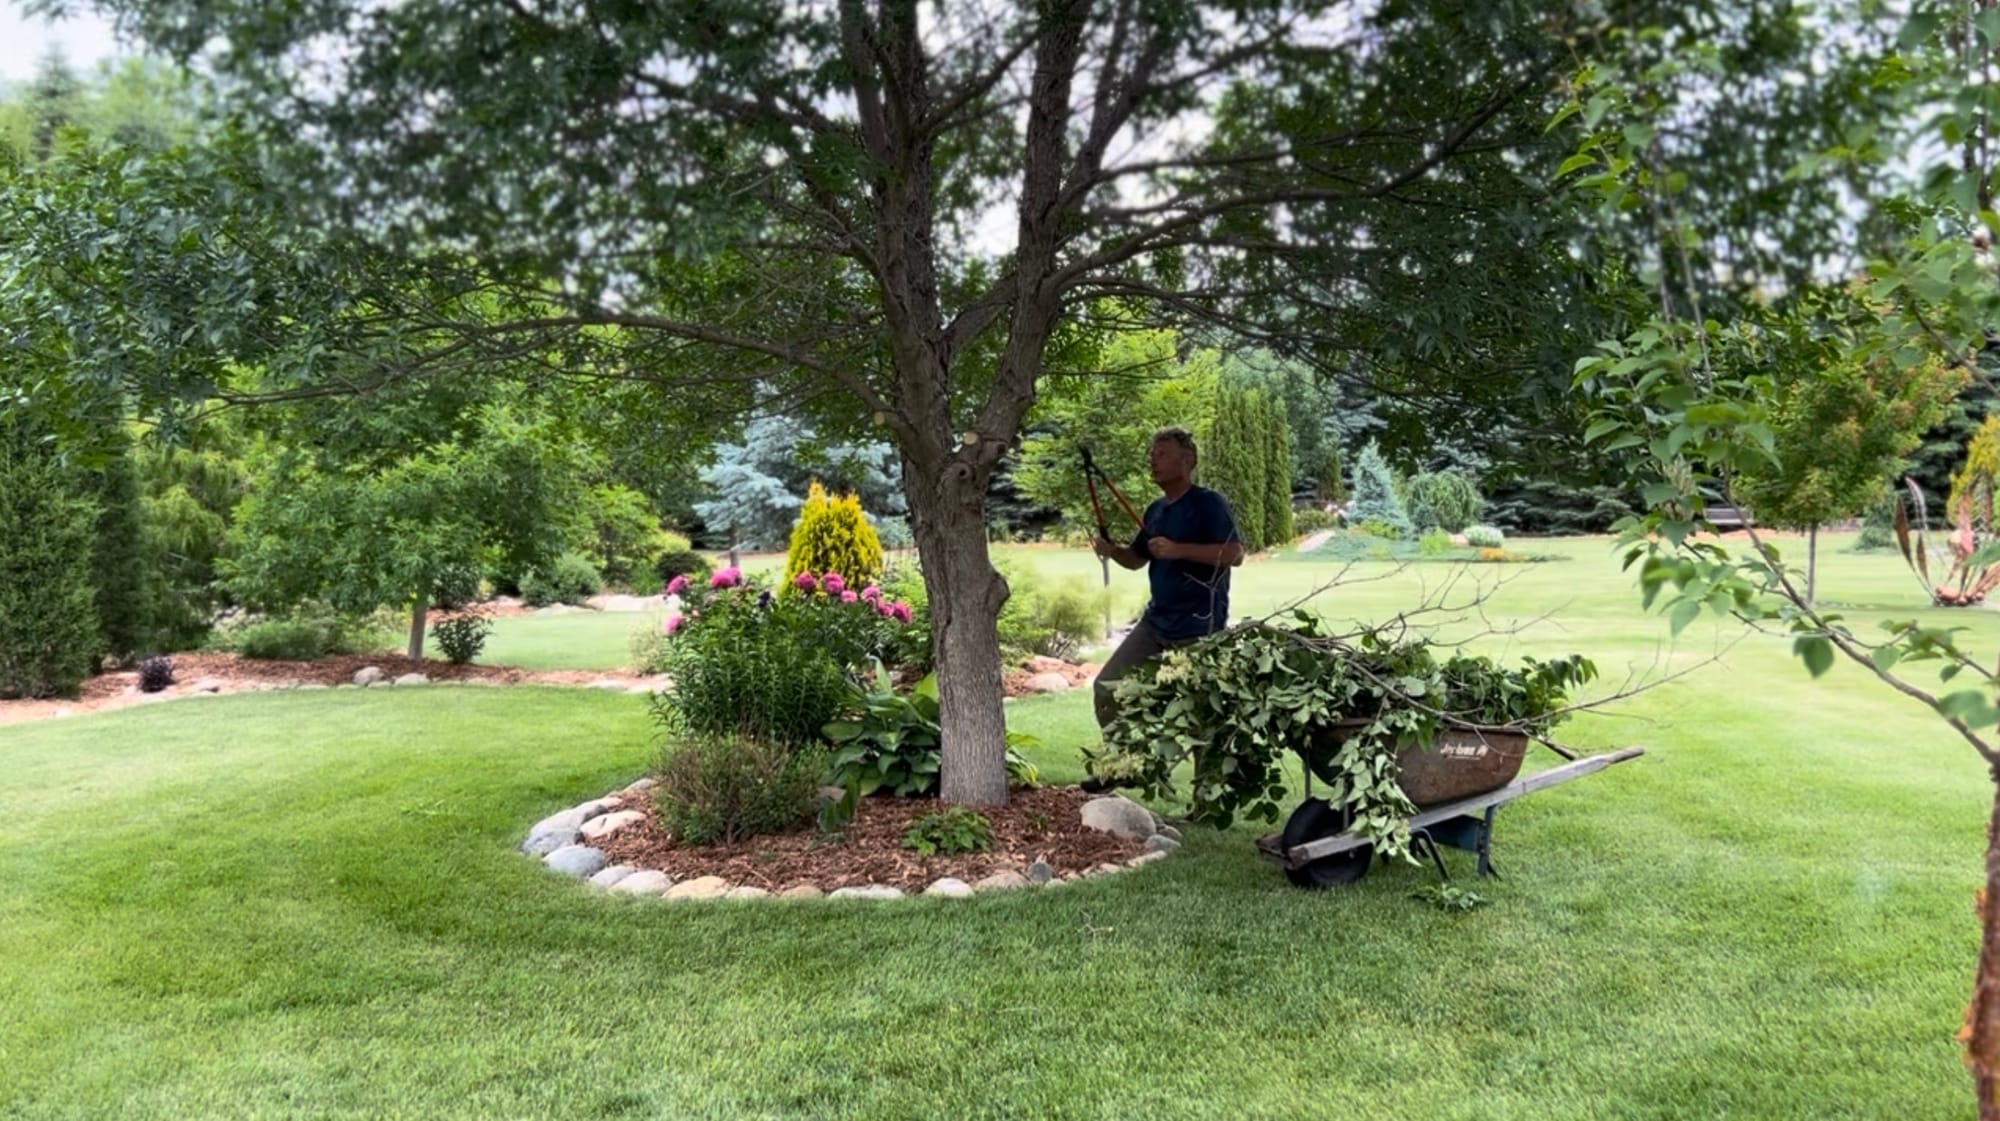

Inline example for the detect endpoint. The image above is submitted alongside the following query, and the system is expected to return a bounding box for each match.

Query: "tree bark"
[406,595,428,661]
[905,455,1012,806]
[1965,770,2000,1118]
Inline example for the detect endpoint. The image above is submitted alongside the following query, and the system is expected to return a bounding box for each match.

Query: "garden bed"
[592,785,1148,893]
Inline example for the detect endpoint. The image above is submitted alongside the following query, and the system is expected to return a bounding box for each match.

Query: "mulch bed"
[593,785,1148,893]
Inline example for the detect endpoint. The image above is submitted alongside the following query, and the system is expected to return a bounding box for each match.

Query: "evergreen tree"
[0,415,100,698]
[1347,440,1413,536]
[1262,392,1293,545]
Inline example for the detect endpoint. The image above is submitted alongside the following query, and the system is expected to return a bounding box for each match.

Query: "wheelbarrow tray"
[1257,746,1645,871]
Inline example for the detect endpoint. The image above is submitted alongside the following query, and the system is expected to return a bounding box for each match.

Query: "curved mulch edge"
[0,652,668,727]
[586,784,1153,894]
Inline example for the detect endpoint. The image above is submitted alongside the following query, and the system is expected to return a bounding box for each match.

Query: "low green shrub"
[653,547,713,585]
[1417,528,1456,557]
[651,735,822,846]
[237,619,333,661]
[1406,471,1482,533]
[521,552,602,607]
[1293,508,1340,535]
[1352,518,1406,540]
[648,567,913,748]
[629,567,665,596]
[903,806,994,856]
[1464,524,1506,549]
[433,613,492,665]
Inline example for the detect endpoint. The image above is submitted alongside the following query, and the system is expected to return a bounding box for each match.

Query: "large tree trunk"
[905,458,1013,806]
[406,596,428,661]
[1965,771,2000,1117]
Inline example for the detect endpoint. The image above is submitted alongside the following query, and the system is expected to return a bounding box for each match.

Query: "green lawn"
[1,532,1989,1118]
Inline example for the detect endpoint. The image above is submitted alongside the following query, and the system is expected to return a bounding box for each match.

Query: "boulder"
[521,829,579,855]
[924,878,975,899]
[1025,860,1055,885]
[777,885,825,900]
[725,886,772,900]
[1024,672,1071,694]
[665,875,732,901]
[544,845,608,877]
[1128,851,1170,868]
[588,864,638,889]
[610,870,673,896]
[829,885,905,901]
[1157,825,1184,843]
[579,810,645,841]
[393,673,429,687]
[529,806,591,837]
[1144,833,1182,855]
[621,777,659,798]
[352,666,384,686]
[973,870,1031,892]
[1080,797,1158,839]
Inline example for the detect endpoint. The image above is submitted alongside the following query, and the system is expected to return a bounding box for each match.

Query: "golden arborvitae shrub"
[783,481,884,591]
[1951,415,2000,526]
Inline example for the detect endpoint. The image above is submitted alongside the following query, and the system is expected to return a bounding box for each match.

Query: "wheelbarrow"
[1255,719,1645,888]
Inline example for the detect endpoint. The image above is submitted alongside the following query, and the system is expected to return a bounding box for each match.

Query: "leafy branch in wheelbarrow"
[1087,604,1647,862]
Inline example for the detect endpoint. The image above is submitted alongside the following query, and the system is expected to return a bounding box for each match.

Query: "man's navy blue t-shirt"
[1129,485,1239,640]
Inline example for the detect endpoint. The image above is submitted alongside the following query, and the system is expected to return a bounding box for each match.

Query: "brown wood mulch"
[592,784,1148,893]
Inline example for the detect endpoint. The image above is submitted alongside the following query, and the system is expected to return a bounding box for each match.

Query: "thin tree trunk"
[907,467,1012,806]
[1964,771,2000,1118]
[1806,524,1818,608]
[406,596,428,661]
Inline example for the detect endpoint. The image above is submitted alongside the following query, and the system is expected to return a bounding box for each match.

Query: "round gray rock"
[1080,796,1158,839]
[1128,851,1170,868]
[610,870,673,896]
[1026,860,1054,885]
[725,886,772,900]
[665,875,731,901]
[924,878,975,898]
[829,885,905,901]
[579,810,644,841]
[973,870,1030,892]
[393,672,430,686]
[589,864,638,889]
[1157,824,1184,843]
[1025,672,1071,694]
[1143,833,1182,855]
[352,666,384,686]
[544,845,608,877]
[778,885,824,899]
[521,829,580,855]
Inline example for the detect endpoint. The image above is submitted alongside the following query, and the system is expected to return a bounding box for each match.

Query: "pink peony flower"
[664,614,684,635]
[890,602,912,624]
[861,584,882,603]
[710,566,742,589]
[666,574,689,596]
[793,571,819,593]
[822,572,846,596]
[840,590,858,603]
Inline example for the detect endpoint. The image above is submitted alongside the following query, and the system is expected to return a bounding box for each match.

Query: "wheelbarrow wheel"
[1280,798,1372,888]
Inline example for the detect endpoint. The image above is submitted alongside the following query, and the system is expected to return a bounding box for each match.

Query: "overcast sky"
[0,6,122,84]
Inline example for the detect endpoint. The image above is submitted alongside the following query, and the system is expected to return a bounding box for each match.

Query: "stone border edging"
[520,781,1185,900]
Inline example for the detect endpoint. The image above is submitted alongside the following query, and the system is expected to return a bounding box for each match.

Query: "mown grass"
[0,531,1988,1118]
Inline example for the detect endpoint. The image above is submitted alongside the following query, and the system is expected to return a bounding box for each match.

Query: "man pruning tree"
[1088,427,1247,744]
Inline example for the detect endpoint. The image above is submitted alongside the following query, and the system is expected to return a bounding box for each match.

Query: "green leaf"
[1556,153,1598,178]
[1668,597,1701,635]
[1793,636,1835,678]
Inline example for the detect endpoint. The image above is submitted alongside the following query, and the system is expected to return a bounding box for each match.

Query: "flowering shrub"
[642,567,920,748]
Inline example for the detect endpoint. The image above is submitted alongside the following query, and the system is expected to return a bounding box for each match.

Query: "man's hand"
[1092,535,1119,559]
[1147,537,1182,561]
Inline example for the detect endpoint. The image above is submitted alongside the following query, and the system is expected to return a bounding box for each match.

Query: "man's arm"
[1094,536,1148,570]
[1147,539,1244,567]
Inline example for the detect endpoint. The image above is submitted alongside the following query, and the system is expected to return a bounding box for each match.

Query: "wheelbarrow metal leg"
[1476,806,1499,879]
